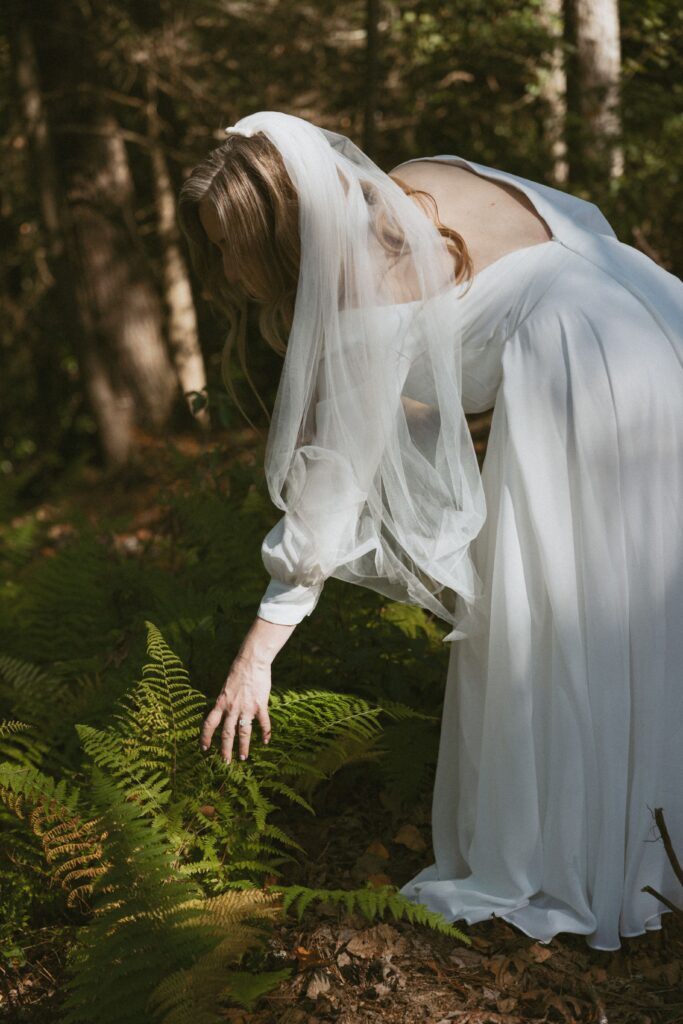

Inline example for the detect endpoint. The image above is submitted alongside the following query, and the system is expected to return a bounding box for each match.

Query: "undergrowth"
[0,444,466,1022]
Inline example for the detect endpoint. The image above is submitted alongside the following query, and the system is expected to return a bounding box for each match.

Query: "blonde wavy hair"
[177,132,473,428]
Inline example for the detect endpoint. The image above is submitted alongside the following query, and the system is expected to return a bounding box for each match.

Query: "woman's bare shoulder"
[387,159,499,219]
[388,158,475,188]
[388,157,552,251]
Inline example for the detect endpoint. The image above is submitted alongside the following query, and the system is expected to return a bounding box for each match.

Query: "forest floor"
[247,800,683,1024]
[3,419,682,1024]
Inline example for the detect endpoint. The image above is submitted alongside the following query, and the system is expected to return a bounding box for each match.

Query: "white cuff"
[256,576,325,625]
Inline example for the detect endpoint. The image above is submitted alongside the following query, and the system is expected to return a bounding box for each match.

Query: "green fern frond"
[59,768,213,1024]
[258,778,315,814]
[0,717,45,768]
[0,650,61,692]
[76,723,173,819]
[60,778,286,1024]
[115,621,206,751]
[0,719,30,738]
[249,819,309,854]
[271,882,471,944]
[377,696,440,724]
[76,622,205,818]
[0,762,82,817]
[4,535,119,663]
[147,888,286,1022]
[0,652,74,717]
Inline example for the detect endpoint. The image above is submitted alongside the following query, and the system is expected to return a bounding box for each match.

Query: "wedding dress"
[256,154,683,952]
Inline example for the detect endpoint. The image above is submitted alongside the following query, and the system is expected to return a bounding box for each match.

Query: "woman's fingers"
[257,705,272,747]
[200,691,272,762]
[234,705,271,761]
[199,702,225,752]
[220,706,240,763]
[237,716,253,761]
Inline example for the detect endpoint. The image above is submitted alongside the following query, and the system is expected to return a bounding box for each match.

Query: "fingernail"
[239,754,246,760]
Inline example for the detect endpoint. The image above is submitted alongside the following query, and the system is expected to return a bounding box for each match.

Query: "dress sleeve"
[256,516,325,625]
[255,303,419,627]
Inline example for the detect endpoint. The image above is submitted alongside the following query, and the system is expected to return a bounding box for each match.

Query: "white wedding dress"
[256,155,683,952]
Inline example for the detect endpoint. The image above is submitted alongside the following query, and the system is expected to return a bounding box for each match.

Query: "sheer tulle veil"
[223,111,487,641]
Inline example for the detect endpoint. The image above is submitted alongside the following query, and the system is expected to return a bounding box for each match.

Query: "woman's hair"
[177,133,473,428]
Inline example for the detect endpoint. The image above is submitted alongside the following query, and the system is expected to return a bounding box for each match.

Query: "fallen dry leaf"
[294,945,327,970]
[527,941,553,963]
[366,872,393,887]
[305,967,332,999]
[392,823,427,852]
[488,953,527,988]
[345,923,410,959]
[365,839,390,859]
[496,995,517,1013]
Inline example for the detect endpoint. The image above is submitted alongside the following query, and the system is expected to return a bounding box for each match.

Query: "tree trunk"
[572,0,624,181]
[363,0,380,158]
[6,10,93,451]
[537,0,569,186]
[20,0,181,469]
[145,71,209,431]
[64,111,178,436]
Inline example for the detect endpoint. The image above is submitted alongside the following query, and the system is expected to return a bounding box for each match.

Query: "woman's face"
[198,198,240,286]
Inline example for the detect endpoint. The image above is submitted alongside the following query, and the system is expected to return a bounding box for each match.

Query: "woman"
[178,111,683,951]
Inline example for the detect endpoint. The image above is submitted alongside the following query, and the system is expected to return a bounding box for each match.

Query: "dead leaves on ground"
[223,898,683,1024]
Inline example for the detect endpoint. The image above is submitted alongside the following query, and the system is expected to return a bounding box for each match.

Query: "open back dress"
[256,155,683,952]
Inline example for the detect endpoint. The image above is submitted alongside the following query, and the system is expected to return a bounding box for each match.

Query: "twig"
[641,885,683,919]
[653,807,683,887]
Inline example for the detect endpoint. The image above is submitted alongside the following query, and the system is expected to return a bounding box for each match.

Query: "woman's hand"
[200,651,272,763]
[200,615,297,762]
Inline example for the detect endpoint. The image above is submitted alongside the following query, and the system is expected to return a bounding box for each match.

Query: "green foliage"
[274,882,471,944]
[0,588,461,1020]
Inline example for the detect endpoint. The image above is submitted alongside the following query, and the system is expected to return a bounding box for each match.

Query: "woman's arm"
[242,614,298,663]
[200,615,297,763]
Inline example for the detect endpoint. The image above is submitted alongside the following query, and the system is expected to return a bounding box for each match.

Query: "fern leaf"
[269,883,472,945]
[147,889,286,1022]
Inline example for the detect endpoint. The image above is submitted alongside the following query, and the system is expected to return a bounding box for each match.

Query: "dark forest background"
[1,3,682,1020]
[1,0,681,482]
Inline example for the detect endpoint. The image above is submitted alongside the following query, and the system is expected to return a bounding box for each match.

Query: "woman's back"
[389,158,554,277]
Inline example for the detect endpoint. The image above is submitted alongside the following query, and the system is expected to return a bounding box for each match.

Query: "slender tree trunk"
[537,0,569,186]
[572,0,624,180]
[145,71,209,430]
[363,0,380,158]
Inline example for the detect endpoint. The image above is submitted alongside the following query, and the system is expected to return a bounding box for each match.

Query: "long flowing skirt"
[399,243,683,952]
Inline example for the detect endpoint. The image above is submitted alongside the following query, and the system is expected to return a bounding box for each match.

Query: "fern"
[0,614,458,1021]
[58,768,213,1024]
[58,768,288,1024]
[273,882,472,944]
[76,621,205,812]
[146,889,287,1022]
[0,717,46,768]
[0,762,104,909]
